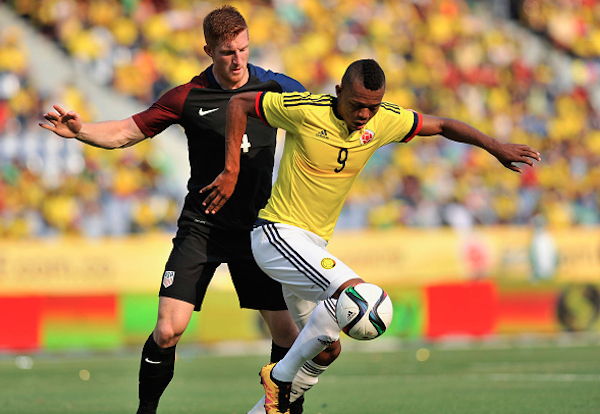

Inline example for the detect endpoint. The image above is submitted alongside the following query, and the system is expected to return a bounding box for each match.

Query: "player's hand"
[491,143,541,173]
[39,105,82,138]
[199,170,238,214]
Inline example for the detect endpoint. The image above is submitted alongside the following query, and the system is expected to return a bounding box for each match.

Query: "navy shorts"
[158,212,287,312]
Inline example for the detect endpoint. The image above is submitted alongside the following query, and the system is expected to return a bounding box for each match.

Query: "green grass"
[1,338,599,414]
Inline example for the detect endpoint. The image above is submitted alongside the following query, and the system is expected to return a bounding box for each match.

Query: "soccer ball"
[336,283,393,340]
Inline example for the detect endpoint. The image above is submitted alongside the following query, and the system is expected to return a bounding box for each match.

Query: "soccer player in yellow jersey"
[202,59,541,413]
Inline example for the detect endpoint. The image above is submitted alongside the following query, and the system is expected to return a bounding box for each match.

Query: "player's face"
[335,81,385,133]
[205,29,250,90]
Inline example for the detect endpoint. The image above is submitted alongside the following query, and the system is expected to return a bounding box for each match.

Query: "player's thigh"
[251,222,360,302]
[160,224,220,311]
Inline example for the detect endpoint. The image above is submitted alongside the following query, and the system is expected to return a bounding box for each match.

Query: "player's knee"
[314,339,341,365]
[153,324,183,348]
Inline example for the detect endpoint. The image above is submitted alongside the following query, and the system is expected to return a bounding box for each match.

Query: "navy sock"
[271,341,290,363]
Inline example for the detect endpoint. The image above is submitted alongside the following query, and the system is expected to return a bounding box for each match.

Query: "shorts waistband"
[253,218,274,228]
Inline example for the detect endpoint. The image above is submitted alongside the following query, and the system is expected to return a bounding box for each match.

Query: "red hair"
[203,5,248,49]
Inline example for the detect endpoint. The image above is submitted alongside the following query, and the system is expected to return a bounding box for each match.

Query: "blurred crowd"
[0,0,599,238]
[516,0,600,58]
[0,21,179,238]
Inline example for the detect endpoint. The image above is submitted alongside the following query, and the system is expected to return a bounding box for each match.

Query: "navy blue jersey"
[133,64,305,231]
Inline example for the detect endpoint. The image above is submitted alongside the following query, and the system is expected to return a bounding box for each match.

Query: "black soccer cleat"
[289,395,305,414]
[136,400,158,414]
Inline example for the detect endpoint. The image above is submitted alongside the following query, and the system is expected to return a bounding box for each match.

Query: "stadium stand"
[0,3,182,238]
[514,0,600,59]
[1,0,599,237]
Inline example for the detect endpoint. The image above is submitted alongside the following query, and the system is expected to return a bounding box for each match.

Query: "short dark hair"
[341,59,386,91]
[203,5,248,49]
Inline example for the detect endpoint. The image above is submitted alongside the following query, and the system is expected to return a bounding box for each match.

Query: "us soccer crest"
[360,129,374,145]
[162,271,175,288]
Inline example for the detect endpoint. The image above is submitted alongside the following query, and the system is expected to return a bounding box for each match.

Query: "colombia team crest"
[360,129,374,145]
[321,258,336,269]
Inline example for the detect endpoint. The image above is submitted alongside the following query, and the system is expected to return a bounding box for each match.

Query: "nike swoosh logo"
[144,358,161,364]
[198,108,219,116]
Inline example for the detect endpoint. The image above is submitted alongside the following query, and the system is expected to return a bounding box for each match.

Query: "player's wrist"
[73,123,85,139]
[224,164,240,176]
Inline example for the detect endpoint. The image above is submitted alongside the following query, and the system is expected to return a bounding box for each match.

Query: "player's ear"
[335,85,342,97]
[204,45,213,58]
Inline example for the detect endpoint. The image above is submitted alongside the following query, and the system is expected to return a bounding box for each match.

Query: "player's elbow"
[229,92,259,117]
[116,136,145,149]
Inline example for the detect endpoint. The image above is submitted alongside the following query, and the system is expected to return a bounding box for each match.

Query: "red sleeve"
[132,84,191,137]
[401,110,423,143]
[254,92,270,126]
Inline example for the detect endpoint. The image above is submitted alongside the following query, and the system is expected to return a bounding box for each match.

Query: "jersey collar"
[205,64,254,90]
[206,64,218,85]
[331,96,355,137]
[332,97,342,121]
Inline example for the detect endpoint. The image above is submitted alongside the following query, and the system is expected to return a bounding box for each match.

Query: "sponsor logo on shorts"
[162,271,175,288]
[321,258,336,269]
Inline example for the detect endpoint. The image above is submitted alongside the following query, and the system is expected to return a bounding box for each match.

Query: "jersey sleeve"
[379,102,423,144]
[255,91,309,134]
[249,64,306,93]
[132,85,187,137]
[273,74,306,93]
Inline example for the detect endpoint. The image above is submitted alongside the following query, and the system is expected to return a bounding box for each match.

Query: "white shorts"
[251,221,361,327]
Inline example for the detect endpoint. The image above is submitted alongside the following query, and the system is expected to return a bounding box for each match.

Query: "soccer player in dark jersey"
[40,5,339,414]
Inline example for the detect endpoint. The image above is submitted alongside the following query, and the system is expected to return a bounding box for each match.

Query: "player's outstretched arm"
[200,92,261,214]
[419,114,541,173]
[40,104,147,149]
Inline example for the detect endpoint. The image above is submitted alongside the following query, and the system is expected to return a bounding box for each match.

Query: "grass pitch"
[1,337,599,414]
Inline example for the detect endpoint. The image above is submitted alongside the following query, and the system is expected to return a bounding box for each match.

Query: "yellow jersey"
[256,91,422,241]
